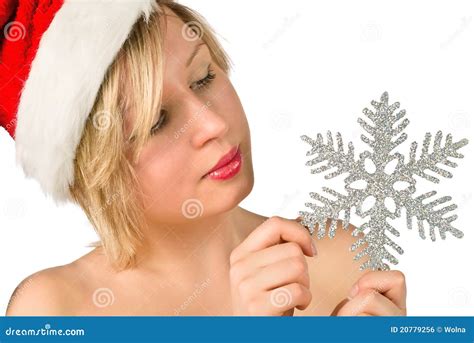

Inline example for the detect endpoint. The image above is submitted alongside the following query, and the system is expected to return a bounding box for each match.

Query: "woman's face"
[127,9,254,225]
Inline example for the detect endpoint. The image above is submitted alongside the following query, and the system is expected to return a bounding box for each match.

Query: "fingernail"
[311,239,317,257]
[348,283,359,299]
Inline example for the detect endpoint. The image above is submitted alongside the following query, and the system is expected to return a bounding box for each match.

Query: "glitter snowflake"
[298,91,469,271]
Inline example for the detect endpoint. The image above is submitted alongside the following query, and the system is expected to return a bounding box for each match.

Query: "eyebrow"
[186,42,206,68]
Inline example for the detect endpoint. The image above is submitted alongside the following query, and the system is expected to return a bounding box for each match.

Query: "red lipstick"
[203,145,242,180]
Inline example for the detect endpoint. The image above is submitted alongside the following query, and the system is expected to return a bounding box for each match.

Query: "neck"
[135,206,248,276]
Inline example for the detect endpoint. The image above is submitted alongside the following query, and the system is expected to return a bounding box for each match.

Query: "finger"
[352,270,407,310]
[230,216,315,264]
[259,283,312,315]
[337,289,402,316]
[235,242,307,276]
[229,244,308,285]
[330,298,350,316]
[250,255,310,291]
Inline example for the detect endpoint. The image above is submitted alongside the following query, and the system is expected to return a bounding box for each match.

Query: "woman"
[4,0,406,316]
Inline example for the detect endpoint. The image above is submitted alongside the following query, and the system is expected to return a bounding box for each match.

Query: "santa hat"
[0,0,158,204]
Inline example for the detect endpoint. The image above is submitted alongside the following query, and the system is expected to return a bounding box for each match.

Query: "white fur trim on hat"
[14,0,158,204]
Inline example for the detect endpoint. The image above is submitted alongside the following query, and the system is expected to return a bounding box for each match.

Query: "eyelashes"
[190,66,216,91]
[150,65,216,135]
[150,109,168,135]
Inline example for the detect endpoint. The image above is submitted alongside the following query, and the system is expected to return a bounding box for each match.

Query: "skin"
[5,7,407,316]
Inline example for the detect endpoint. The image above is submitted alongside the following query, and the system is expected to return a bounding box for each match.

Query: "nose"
[187,98,229,148]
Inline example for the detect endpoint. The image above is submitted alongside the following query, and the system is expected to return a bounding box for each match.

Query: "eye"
[190,64,216,91]
[150,110,168,135]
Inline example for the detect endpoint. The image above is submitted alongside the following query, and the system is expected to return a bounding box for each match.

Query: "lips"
[204,145,239,176]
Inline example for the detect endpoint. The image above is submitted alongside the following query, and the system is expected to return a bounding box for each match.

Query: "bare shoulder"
[6,248,102,316]
[296,219,371,316]
[6,265,77,315]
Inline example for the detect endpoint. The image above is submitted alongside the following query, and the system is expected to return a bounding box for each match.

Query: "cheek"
[134,145,189,220]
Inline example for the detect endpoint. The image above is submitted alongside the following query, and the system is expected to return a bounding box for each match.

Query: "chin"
[204,164,254,215]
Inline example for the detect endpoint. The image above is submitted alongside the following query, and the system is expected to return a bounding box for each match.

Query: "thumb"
[330,298,350,316]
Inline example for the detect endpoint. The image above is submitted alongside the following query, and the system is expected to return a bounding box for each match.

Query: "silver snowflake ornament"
[298,91,469,271]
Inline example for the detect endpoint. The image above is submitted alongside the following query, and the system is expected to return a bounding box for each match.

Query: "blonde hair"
[69,0,232,270]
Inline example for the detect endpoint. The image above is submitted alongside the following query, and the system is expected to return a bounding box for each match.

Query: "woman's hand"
[332,270,407,316]
[229,216,317,316]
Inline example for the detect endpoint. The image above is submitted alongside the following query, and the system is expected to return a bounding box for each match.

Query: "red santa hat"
[0,0,158,204]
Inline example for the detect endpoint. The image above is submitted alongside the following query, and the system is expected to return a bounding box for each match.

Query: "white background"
[1,0,473,315]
